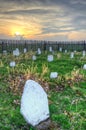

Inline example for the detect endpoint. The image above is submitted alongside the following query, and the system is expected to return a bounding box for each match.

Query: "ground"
[0,51,86,130]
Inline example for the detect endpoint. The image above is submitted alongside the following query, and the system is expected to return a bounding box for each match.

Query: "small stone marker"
[50,72,58,78]
[49,46,52,52]
[20,80,50,127]
[10,61,16,67]
[13,48,20,56]
[82,50,85,57]
[70,52,74,58]
[83,64,86,70]
[59,47,62,52]
[37,48,41,55]
[24,48,27,53]
[65,49,67,53]
[47,55,53,62]
[32,55,36,61]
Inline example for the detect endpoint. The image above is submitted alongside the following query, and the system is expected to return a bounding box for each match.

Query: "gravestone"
[20,80,50,127]
[59,47,62,52]
[70,52,74,58]
[37,48,41,55]
[83,64,86,70]
[50,72,58,78]
[65,50,67,53]
[49,46,52,52]
[24,48,27,53]
[47,55,53,62]
[13,48,20,56]
[10,61,16,67]
[82,50,85,57]
[32,55,36,61]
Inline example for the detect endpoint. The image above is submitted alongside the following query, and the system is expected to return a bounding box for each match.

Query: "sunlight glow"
[15,32,20,36]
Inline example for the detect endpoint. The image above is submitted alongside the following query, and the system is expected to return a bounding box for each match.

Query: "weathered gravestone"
[47,55,54,62]
[64,50,67,53]
[10,61,16,67]
[13,48,20,56]
[24,48,27,53]
[59,47,62,52]
[49,46,53,52]
[70,52,74,58]
[50,72,58,78]
[32,55,36,61]
[20,80,50,128]
[37,48,41,55]
[82,50,85,57]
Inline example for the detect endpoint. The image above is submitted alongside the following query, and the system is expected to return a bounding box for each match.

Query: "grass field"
[0,50,86,130]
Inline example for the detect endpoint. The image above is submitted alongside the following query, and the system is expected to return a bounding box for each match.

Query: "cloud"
[0,0,86,40]
[68,31,86,40]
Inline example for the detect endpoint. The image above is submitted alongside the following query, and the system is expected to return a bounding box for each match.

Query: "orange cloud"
[68,31,86,40]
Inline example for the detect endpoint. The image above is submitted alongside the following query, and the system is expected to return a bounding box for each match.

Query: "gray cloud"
[1,9,54,15]
[0,0,86,40]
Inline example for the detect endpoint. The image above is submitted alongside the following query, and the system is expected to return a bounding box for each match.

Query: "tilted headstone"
[20,80,50,126]
[83,64,86,70]
[70,52,74,58]
[50,72,58,78]
[32,55,36,61]
[47,55,54,62]
[10,61,16,67]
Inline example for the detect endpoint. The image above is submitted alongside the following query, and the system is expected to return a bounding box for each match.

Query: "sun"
[15,32,20,36]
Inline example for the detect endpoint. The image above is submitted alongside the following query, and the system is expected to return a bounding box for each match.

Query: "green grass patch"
[0,51,86,129]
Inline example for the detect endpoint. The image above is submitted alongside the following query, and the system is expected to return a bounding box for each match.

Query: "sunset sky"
[0,0,86,41]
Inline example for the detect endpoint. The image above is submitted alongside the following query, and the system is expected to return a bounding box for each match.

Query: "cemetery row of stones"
[6,47,86,78]
[0,40,86,53]
[2,46,86,55]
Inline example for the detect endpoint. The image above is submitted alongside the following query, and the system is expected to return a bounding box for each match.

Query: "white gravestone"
[50,72,58,78]
[13,48,20,56]
[83,64,86,70]
[82,51,85,57]
[59,47,62,52]
[32,55,36,61]
[37,48,41,55]
[24,48,27,53]
[49,46,52,52]
[65,50,67,53]
[70,52,74,58]
[47,55,53,62]
[10,61,16,67]
[20,80,50,126]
